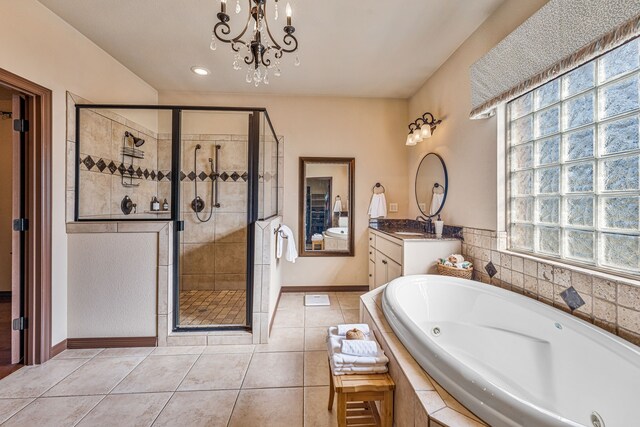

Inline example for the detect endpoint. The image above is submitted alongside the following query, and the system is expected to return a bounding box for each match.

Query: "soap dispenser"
[163,198,169,211]
[435,214,444,238]
[151,196,160,212]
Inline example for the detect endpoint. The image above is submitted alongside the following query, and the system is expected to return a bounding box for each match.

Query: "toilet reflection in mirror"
[415,152,448,217]
[299,157,355,257]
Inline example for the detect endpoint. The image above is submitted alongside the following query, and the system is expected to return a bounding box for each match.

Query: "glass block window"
[507,38,640,274]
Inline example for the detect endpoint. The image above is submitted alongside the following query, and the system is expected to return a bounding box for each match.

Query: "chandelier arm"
[213,20,234,43]
[422,112,435,125]
[262,2,283,51]
[230,3,254,45]
[280,32,298,53]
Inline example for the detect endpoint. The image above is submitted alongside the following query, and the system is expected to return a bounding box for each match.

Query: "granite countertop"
[368,218,463,242]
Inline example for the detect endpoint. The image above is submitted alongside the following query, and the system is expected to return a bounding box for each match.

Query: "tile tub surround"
[360,287,488,427]
[461,227,640,346]
[0,291,365,426]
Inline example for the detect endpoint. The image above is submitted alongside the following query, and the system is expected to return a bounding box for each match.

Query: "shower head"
[124,131,145,147]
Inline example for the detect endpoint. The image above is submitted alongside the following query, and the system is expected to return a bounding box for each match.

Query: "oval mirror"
[415,153,448,217]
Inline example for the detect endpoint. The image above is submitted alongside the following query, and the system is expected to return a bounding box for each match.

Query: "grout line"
[71,394,108,427]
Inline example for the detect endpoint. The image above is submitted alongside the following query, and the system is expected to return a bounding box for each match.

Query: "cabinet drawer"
[368,232,376,248]
[369,246,375,262]
[375,235,402,264]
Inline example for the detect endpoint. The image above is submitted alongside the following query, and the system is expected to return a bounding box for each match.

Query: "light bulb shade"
[420,125,432,139]
[406,133,416,146]
[286,2,292,17]
[413,130,423,144]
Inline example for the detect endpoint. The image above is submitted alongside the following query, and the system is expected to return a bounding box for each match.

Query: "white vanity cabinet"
[368,229,461,289]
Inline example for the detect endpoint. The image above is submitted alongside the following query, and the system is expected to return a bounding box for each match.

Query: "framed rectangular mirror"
[299,157,355,257]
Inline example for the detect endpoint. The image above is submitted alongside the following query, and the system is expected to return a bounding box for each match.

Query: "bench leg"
[381,390,394,427]
[337,392,347,427]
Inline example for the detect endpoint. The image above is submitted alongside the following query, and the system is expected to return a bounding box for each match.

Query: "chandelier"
[211,0,299,86]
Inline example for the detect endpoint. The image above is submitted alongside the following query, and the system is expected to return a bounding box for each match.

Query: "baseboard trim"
[281,285,369,293]
[50,339,68,357]
[67,337,157,349]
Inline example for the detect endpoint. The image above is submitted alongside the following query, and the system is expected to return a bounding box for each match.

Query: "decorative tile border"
[80,154,249,183]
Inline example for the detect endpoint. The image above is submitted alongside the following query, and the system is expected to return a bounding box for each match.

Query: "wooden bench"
[328,371,395,427]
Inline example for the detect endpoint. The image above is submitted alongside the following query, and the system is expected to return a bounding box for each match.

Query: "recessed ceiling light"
[191,66,210,76]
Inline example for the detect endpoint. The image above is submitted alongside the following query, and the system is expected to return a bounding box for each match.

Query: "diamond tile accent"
[485,261,497,278]
[144,169,150,179]
[198,171,208,181]
[150,171,156,180]
[127,165,135,176]
[95,158,107,172]
[82,155,95,170]
[165,171,172,181]
[136,167,143,177]
[187,171,196,181]
[118,163,126,175]
[231,172,240,182]
[241,172,248,182]
[220,172,229,181]
[108,161,118,174]
[180,171,186,181]
[157,171,165,181]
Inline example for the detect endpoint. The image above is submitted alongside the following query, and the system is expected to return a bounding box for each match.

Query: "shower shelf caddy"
[121,140,144,188]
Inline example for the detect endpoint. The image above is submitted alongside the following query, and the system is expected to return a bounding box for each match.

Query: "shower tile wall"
[172,134,249,292]
[69,95,170,220]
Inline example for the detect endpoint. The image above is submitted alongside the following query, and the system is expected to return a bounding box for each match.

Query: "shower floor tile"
[179,290,247,326]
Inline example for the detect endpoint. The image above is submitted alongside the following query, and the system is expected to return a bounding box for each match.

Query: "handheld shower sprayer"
[192,144,220,223]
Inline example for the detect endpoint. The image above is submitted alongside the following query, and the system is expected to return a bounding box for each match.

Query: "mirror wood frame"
[298,157,355,257]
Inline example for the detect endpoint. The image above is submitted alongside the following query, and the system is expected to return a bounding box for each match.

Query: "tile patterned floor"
[0,291,363,426]
[179,290,247,326]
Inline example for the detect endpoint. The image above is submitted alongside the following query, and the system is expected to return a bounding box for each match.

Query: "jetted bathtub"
[382,275,640,427]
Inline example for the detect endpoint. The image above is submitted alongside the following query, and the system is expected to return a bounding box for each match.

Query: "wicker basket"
[437,263,473,280]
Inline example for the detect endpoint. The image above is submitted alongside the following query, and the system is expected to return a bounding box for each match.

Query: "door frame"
[0,68,52,365]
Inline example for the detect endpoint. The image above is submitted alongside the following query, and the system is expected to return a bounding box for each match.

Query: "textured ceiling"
[38,0,504,98]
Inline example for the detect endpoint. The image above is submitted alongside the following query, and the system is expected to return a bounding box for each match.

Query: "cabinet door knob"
[369,274,372,277]
[382,260,388,265]
[369,237,372,241]
[369,251,372,255]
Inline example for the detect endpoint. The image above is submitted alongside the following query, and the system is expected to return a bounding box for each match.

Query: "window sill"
[498,248,640,288]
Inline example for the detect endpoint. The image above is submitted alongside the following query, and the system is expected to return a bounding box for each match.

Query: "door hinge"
[13,119,29,133]
[177,221,184,231]
[12,317,27,331]
[13,218,28,232]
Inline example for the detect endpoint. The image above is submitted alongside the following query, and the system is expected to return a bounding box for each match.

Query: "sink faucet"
[416,215,434,234]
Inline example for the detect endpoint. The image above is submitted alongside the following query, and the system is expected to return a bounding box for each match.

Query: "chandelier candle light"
[212,0,299,86]
[406,112,442,146]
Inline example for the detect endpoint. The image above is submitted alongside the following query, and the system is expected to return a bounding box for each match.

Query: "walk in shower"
[74,105,280,331]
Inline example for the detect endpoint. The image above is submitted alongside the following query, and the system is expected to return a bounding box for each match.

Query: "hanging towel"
[276,224,298,263]
[368,193,387,219]
[333,198,342,213]
[430,192,445,216]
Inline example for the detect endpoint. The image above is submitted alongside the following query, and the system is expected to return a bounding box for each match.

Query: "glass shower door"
[176,110,251,329]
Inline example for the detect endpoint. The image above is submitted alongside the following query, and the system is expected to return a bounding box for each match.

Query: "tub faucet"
[416,215,434,234]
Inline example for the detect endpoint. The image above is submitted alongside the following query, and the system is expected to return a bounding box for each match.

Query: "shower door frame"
[74,104,280,333]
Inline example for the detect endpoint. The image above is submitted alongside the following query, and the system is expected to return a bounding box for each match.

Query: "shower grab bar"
[213,144,221,208]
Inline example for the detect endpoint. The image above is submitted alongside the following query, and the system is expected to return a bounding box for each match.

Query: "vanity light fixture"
[211,0,299,87]
[406,112,442,146]
[191,66,211,76]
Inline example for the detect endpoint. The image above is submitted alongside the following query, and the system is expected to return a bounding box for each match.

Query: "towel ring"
[372,182,385,194]
[274,224,288,239]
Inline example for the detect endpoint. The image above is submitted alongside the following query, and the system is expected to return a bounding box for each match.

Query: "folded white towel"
[368,193,387,219]
[276,224,298,263]
[328,330,389,367]
[337,324,370,336]
[341,339,378,357]
[311,233,324,241]
[330,359,388,375]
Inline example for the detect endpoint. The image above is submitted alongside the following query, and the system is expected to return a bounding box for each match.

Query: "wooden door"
[10,94,25,365]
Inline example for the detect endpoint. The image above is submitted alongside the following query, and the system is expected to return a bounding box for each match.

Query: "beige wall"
[160,91,409,286]
[0,0,158,345]
[0,100,11,292]
[407,0,548,230]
